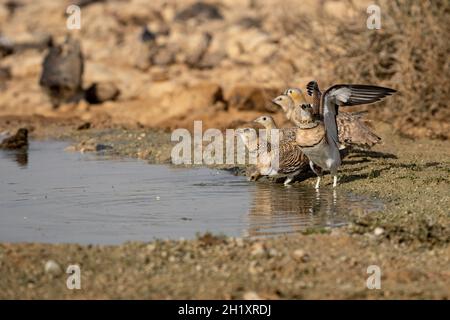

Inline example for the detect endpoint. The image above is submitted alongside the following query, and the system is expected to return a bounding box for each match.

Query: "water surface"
[0,141,383,244]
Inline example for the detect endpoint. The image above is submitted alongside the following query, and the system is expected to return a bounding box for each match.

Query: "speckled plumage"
[236,126,309,185]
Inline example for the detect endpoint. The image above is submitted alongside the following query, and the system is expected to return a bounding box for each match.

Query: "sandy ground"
[0,116,449,299]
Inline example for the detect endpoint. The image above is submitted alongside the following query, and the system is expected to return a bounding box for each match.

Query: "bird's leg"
[315,176,321,189]
[333,175,338,188]
[332,171,338,188]
[309,161,323,189]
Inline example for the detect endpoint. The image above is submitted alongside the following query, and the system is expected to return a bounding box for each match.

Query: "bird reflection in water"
[246,182,345,237]
[0,149,29,168]
[13,149,28,167]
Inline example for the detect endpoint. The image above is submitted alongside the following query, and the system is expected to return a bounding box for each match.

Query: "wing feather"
[321,84,396,147]
[306,80,322,116]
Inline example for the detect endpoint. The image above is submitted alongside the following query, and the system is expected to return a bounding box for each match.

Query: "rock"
[292,249,310,262]
[135,40,176,70]
[0,128,28,150]
[225,85,279,112]
[69,138,113,153]
[374,227,385,236]
[44,260,62,276]
[160,82,223,112]
[149,66,170,81]
[0,36,14,57]
[148,21,170,37]
[237,16,262,29]
[76,122,91,130]
[234,238,244,247]
[243,291,262,300]
[13,33,52,52]
[184,32,212,68]
[39,35,84,108]
[199,51,225,69]
[250,242,266,257]
[175,2,223,22]
[75,0,107,8]
[226,29,277,64]
[151,44,176,66]
[134,42,153,70]
[4,1,23,15]
[0,66,11,89]
[84,82,120,104]
[114,4,163,26]
[140,25,156,43]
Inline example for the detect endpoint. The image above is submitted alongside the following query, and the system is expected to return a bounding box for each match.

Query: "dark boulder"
[0,36,14,57]
[39,35,84,107]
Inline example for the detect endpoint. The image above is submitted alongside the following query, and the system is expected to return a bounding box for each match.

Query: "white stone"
[44,260,62,276]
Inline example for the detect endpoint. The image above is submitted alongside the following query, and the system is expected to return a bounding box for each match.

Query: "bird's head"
[284,87,307,106]
[253,115,276,129]
[271,94,294,113]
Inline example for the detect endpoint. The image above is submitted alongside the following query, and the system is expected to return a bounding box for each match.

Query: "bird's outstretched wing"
[321,84,396,147]
[306,80,322,117]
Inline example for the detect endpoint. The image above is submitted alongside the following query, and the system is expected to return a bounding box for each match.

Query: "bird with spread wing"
[273,83,396,188]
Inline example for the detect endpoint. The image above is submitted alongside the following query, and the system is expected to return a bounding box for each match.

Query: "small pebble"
[250,243,265,257]
[235,238,244,247]
[44,260,62,276]
[292,249,310,262]
[243,291,262,300]
[374,227,385,236]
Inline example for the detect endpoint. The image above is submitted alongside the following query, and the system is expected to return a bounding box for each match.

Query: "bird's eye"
[288,90,292,94]
[263,117,266,120]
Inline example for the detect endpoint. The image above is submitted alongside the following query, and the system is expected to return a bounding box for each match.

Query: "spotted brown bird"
[273,84,396,188]
[0,128,28,150]
[253,115,296,142]
[236,127,309,185]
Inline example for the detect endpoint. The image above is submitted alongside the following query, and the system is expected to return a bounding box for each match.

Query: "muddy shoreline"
[0,116,449,299]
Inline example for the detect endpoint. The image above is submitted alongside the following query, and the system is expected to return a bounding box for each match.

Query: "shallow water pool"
[0,141,383,244]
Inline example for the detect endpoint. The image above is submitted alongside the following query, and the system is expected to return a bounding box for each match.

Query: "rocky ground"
[1,0,448,137]
[0,0,449,300]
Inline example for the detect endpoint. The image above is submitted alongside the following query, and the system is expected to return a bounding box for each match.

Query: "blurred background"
[0,0,448,139]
